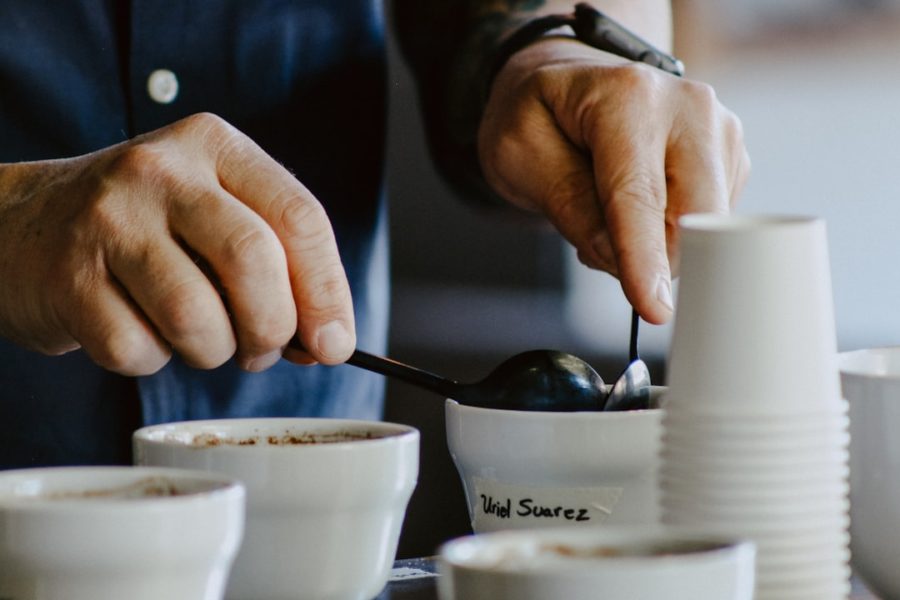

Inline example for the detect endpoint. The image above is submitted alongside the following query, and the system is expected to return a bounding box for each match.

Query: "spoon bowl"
[606,358,652,411]
[462,349,607,411]
[604,309,652,411]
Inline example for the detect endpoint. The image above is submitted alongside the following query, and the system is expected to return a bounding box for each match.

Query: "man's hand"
[478,38,750,324]
[0,113,355,375]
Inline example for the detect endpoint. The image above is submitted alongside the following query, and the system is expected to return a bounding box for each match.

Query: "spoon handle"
[285,339,462,399]
[347,350,463,399]
[629,308,641,362]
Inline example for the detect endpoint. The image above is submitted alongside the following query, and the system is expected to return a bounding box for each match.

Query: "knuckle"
[546,169,595,203]
[156,281,217,343]
[609,63,660,98]
[184,113,247,161]
[95,144,183,218]
[222,222,283,276]
[107,143,172,185]
[90,325,167,376]
[542,170,595,221]
[279,196,335,249]
[608,171,666,213]
[296,263,351,316]
[724,110,746,149]
[77,191,127,242]
[528,63,564,93]
[241,318,295,355]
[576,245,616,276]
[478,133,532,205]
[614,232,665,274]
[683,80,719,115]
[479,129,515,173]
[181,112,230,137]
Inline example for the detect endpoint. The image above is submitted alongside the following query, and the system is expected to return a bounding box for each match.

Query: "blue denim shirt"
[0,1,389,467]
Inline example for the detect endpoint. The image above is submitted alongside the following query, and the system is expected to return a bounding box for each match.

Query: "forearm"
[392,0,672,204]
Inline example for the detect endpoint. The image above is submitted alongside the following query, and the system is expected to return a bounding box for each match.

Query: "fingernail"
[245,350,283,372]
[656,275,674,313]
[316,321,353,361]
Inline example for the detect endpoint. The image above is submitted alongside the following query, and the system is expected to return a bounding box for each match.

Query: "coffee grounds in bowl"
[191,430,385,447]
[43,476,190,500]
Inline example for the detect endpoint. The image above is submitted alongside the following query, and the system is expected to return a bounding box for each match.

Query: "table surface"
[379,558,881,600]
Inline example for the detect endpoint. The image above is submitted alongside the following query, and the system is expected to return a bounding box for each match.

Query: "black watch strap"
[488,2,684,92]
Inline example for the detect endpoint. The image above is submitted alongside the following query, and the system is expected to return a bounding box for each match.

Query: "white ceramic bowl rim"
[439,526,751,574]
[839,347,900,380]
[133,417,419,452]
[0,466,243,512]
[445,399,662,420]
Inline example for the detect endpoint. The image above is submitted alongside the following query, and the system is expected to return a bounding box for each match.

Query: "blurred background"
[384,0,900,557]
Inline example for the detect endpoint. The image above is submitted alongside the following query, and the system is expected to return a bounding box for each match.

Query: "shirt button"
[146,69,179,104]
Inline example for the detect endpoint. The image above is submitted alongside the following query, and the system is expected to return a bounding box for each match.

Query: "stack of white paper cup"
[660,215,850,600]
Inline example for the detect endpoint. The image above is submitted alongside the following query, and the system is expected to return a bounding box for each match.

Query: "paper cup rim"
[660,493,849,516]
[661,406,848,423]
[678,213,822,234]
[659,463,849,483]
[660,476,847,498]
[660,401,846,419]
[660,432,849,450]
[662,514,849,534]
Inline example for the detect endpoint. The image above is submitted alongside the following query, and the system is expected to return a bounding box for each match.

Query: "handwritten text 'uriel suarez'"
[480,494,590,521]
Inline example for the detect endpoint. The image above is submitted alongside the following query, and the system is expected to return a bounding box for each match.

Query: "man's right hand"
[0,113,355,375]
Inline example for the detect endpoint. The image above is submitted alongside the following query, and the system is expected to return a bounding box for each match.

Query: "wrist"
[486,3,683,102]
[497,34,631,80]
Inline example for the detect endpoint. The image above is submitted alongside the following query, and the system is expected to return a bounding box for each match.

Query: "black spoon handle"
[629,308,640,362]
[346,350,463,399]
[286,339,463,398]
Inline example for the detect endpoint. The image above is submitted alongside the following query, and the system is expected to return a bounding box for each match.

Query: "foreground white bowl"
[438,526,755,600]
[445,387,664,532]
[0,466,245,600]
[840,347,900,600]
[134,418,419,600]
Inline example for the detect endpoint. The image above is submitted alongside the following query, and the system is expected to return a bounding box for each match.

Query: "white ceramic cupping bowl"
[134,418,419,600]
[437,526,755,600]
[445,387,665,533]
[0,466,245,600]
[840,347,900,600]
